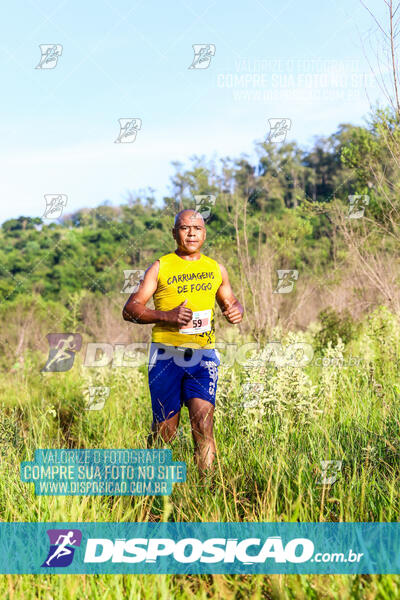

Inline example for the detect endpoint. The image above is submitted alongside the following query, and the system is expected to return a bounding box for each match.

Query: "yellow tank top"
[151,252,222,349]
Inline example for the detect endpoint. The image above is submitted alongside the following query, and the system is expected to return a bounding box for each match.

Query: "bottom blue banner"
[0,522,399,574]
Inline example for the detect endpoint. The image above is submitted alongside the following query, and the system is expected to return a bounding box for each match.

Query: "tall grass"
[0,306,399,598]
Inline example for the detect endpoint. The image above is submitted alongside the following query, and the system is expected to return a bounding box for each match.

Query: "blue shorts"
[147,342,221,423]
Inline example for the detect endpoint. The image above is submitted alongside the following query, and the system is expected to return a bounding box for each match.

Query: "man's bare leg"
[187,397,216,478]
[147,411,180,447]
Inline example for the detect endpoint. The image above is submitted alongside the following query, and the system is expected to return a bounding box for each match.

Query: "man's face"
[173,214,206,253]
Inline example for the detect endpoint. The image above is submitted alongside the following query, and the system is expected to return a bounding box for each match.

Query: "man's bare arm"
[216,263,244,324]
[122,262,165,324]
[122,261,193,327]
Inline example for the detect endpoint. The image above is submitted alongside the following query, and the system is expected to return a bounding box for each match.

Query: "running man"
[122,209,244,475]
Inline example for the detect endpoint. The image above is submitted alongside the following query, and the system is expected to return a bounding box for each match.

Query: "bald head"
[172,209,206,254]
[174,209,205,229]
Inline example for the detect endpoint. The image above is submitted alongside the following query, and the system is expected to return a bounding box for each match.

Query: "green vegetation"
[0,122,374,302]
[0,307,399,597]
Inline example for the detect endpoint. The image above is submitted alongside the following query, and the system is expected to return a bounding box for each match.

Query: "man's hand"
[221,300,243,324]
[164,299,193,327]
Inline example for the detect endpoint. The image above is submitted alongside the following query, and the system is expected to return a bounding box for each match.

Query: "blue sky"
[0,0,390,223]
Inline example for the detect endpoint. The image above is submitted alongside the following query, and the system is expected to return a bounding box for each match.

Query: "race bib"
[179,309,211,335]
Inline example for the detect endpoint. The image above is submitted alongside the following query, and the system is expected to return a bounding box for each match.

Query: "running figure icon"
[41,333,82,372]
[45,531,77,566]
[41,528,82,568]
